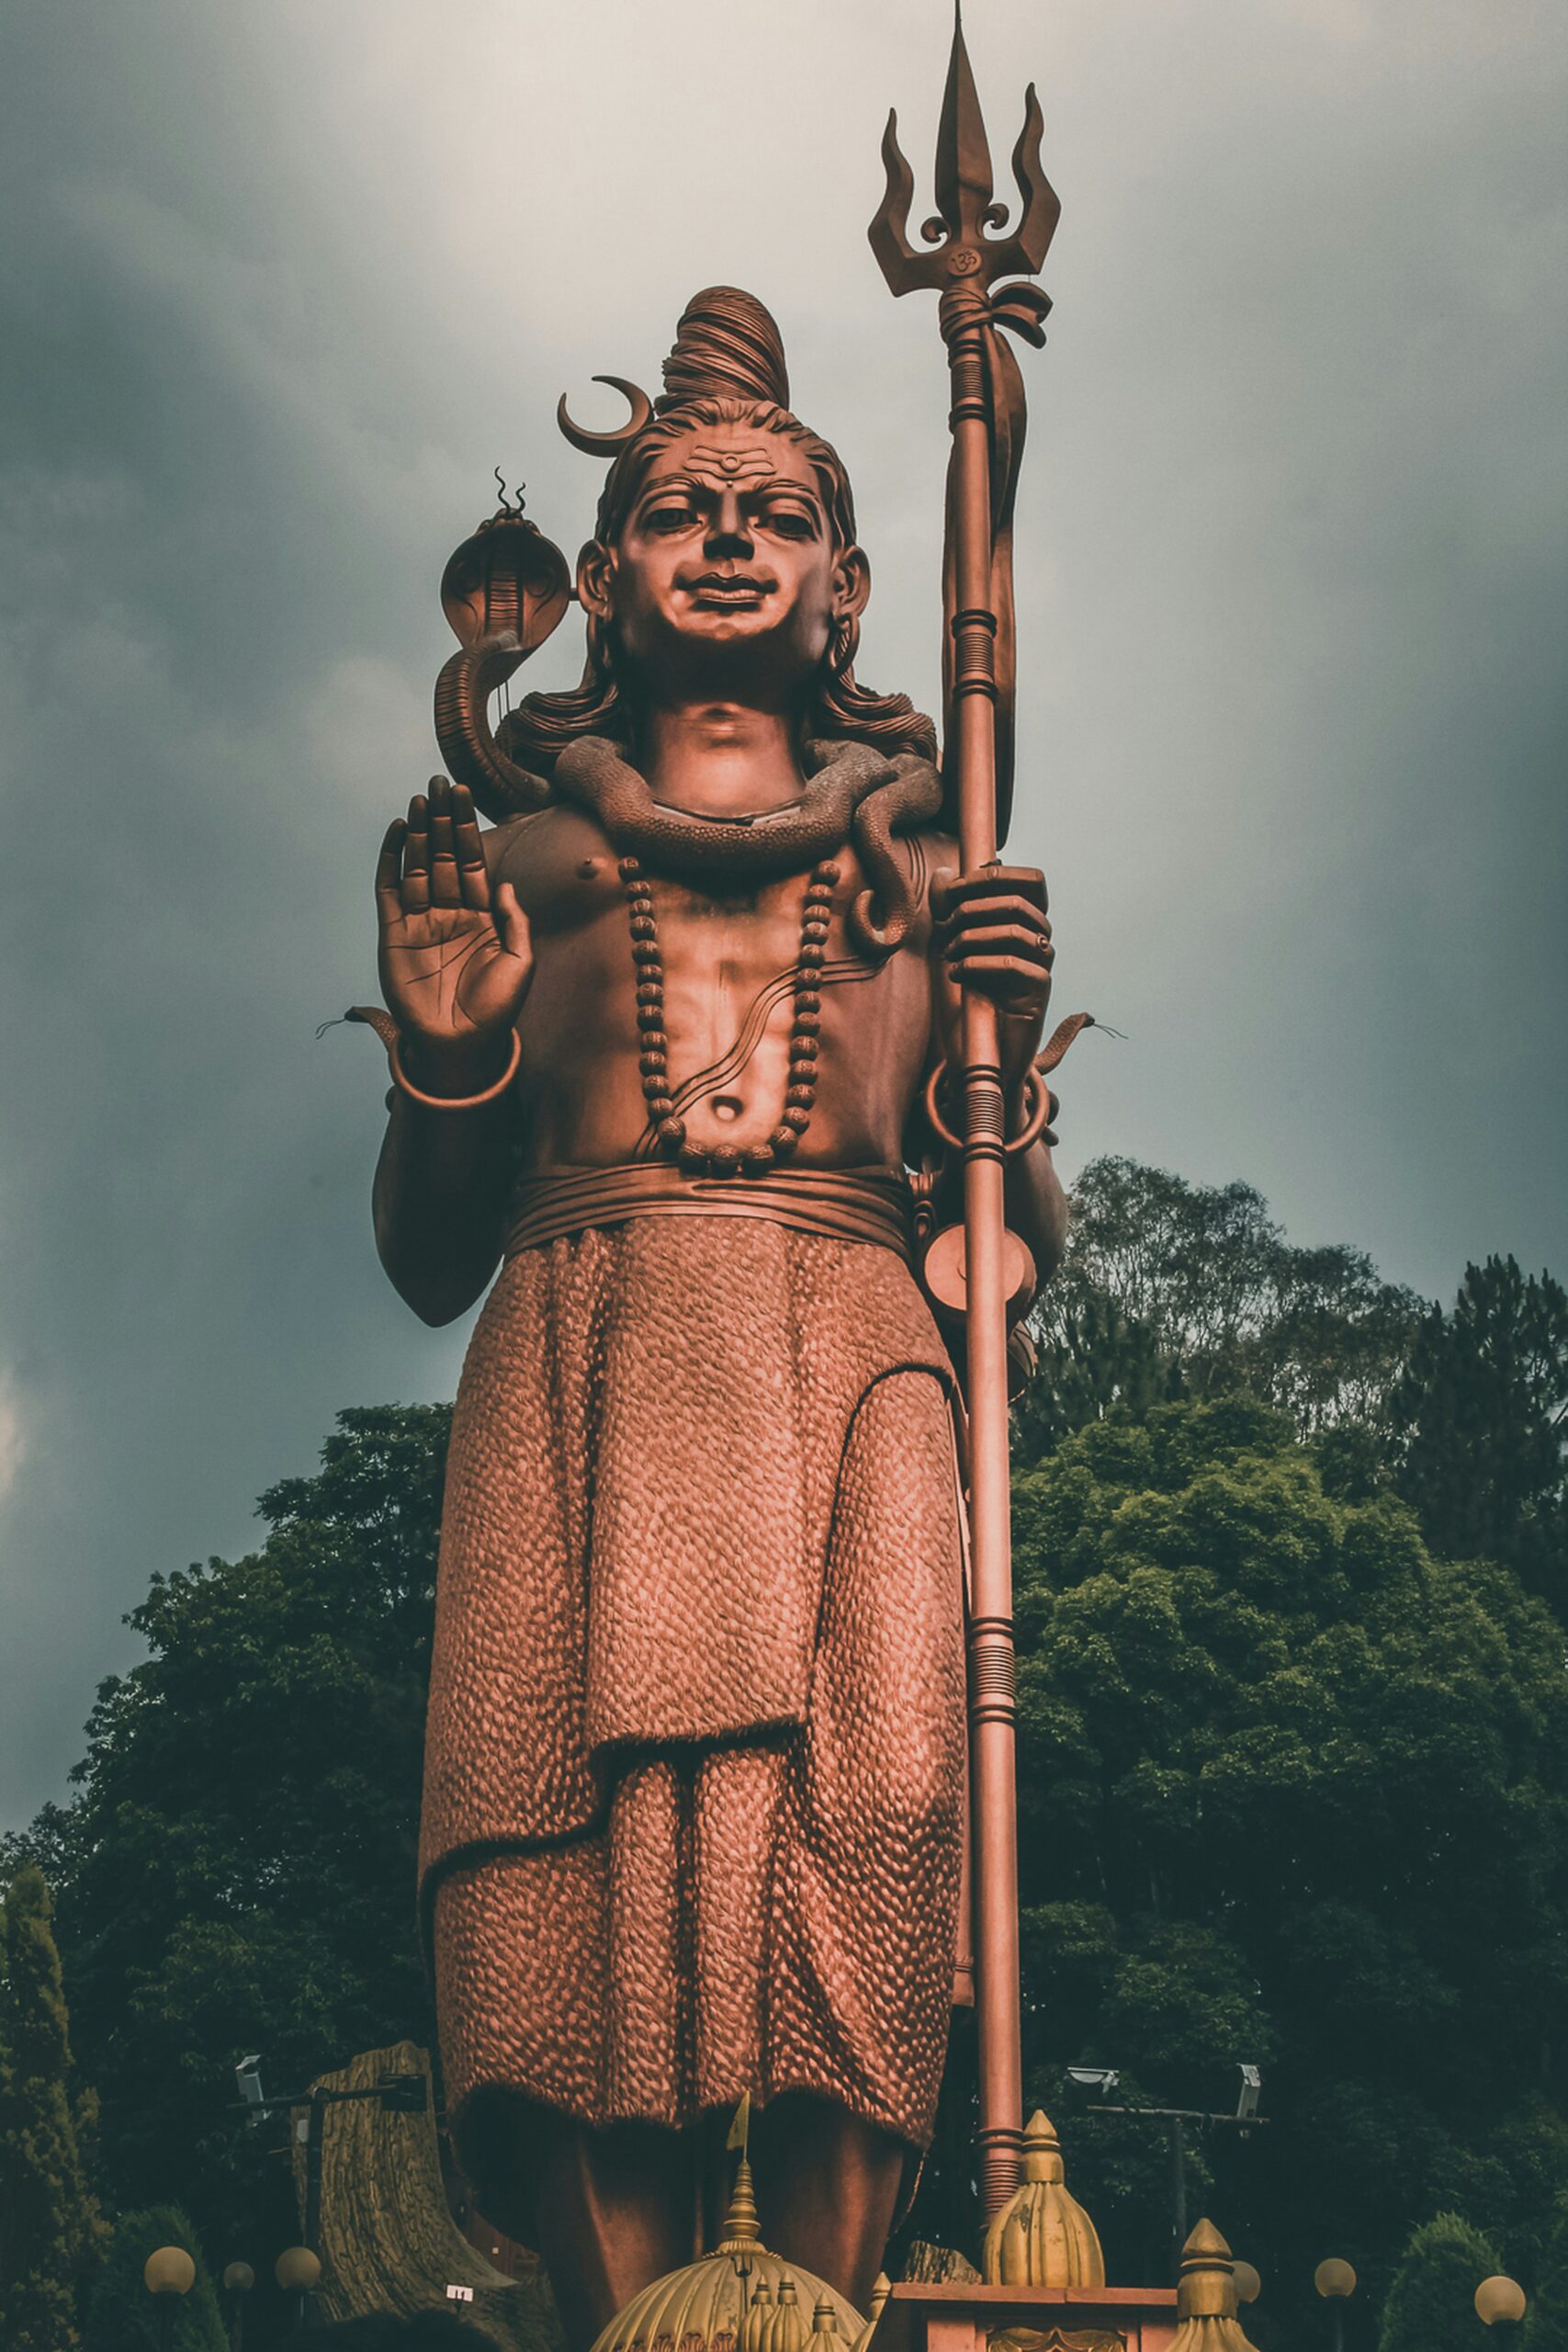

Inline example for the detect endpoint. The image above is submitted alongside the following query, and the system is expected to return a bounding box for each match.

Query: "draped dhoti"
[420,1179,966,2154]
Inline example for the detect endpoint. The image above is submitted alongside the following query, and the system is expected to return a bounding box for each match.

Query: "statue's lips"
[683,574,773,608]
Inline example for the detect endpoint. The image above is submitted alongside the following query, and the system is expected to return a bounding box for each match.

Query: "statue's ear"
[577,538,615,619]
[832,542,872,622]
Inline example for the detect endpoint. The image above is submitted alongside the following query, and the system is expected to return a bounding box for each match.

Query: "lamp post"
[1065,2065,1269,2267]
[144,2245,195,2352]
[231,2056,426,2280]
[275,2245,321,2335]
[1475,2277,1527,2344]
[221,2261,255,2352]
[1315,2257,1357,2352]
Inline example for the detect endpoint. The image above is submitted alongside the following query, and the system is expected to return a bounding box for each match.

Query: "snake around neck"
[550,735,943,958]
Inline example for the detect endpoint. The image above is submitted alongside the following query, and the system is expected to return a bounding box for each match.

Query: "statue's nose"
[705,490,753,555]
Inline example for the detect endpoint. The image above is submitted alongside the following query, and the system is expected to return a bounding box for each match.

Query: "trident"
[869,6,1060,2224]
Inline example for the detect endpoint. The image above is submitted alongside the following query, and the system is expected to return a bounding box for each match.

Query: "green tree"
[1019,1159,1423,1456]
[0,1866,106,2352]
[1009,1401,1568,2324]
[82,2205,225,2352]
[10,1405,450,2259]
[1393,1258,1568,1608]
[11,1168,1568,2316]
[1378,2213,1501,2352]
[1525,2194,1568,2352]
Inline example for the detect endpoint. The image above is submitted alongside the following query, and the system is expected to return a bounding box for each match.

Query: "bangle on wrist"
[389,1026,522,1110]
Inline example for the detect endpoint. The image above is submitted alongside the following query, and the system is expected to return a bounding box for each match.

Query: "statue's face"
[579,420,869,708]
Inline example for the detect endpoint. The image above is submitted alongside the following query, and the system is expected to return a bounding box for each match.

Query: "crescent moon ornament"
[556,374,654,458]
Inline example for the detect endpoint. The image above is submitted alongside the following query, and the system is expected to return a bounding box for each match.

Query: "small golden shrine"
[847,2117,1245,2352]
[587,2157,866,2352]
[581,2085,1263,2352]
[581,2104,1263,2352]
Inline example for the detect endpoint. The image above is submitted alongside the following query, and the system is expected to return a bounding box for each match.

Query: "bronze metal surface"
[364,63,1065,2323]
[868,5,1059,2222]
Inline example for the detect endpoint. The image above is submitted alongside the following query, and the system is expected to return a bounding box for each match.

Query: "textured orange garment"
[422,1213,966,2148]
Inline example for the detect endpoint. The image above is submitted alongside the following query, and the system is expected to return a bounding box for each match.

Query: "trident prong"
[933,0,995,252]
[867,109,922,292]
[868,5,1059,299]
[1008,85,1061,276]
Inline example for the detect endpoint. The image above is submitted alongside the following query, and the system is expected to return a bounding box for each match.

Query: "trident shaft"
[869,4,1060,2226]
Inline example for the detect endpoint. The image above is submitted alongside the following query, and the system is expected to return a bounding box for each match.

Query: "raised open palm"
[376,776,533,1067]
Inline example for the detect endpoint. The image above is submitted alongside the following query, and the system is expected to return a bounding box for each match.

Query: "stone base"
[876,2282,1179,2352]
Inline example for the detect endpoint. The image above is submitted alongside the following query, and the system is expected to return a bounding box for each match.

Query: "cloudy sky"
[2,0,1564,1827]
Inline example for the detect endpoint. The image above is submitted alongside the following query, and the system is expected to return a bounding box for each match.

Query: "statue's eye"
[763,504,815,538]
[645,503,695,533]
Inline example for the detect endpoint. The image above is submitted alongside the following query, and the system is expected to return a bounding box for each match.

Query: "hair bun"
[658,287,790,413]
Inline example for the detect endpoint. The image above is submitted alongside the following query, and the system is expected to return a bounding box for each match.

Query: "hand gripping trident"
[869,6,1060,2225]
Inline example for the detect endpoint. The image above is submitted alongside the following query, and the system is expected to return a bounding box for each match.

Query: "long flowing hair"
[500,396,937,776]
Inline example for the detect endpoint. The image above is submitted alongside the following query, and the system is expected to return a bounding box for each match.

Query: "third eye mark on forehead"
[642,447,819,504]
[685,444,780,485]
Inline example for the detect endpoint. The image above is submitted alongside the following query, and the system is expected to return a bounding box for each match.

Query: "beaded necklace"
[618,853,840,1179]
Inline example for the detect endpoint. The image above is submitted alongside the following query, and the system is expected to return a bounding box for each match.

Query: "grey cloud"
[1,0,1564,1823]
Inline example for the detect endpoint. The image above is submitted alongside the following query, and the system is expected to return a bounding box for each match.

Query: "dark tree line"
[4,1407,450,2291]
[0,1867,106,2348]
[6,1159,1566,2347]
[1007,1394,1568,2337]
[1021,1159,1568,1619]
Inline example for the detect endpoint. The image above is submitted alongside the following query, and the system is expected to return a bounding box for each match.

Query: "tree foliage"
[1020,1159,1425,1457]
[1010,1401,1568,2328]
[10,1159,1568,2338]
[10,1405,450,2261]
[81,2205,225,2352]
[1378,2213,1503,2352]
[1392,1257,1568,1609]
[0,1866,106,2352]
[1525,2196,1568,2352]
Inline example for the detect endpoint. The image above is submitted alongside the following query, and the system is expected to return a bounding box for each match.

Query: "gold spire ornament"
[742,2278,775,2352]
[771,2277,810,2352]
[1167,2222,1262,2352]
[587,2160,863,2352]
[852,2273,891,2352]
[981,2112,1106,2288]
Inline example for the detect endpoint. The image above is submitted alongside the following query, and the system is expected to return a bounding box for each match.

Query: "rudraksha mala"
[619,853,840,1178]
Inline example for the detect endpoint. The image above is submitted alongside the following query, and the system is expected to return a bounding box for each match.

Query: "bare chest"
[491,808,941,1166]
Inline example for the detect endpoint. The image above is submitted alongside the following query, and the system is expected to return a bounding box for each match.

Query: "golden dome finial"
[981,2112,1106,2288]
[1021,2110,1066,2185]
[718,2156,763,2253]
[1168,2220,1261,2352]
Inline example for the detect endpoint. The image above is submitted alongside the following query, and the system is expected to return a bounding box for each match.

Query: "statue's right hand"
[376,775,534,1094]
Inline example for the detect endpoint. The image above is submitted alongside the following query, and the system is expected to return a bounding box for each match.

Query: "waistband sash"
[505,1161,915,1262]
